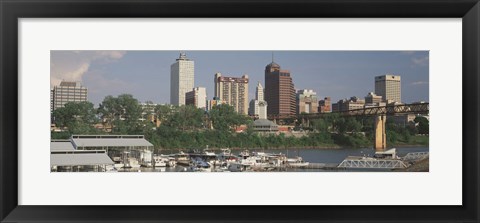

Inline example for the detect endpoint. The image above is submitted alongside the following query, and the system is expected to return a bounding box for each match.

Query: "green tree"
[97,94,143,134]
[208,104,249,132]
[53,101,98,134]
[322,113,343,133]
[163,105,205,131]
[311,118,329,132]
[154,104,175,124]
[414,116,429,135]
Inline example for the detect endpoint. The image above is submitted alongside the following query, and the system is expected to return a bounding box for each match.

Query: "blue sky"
[50,51,429,107]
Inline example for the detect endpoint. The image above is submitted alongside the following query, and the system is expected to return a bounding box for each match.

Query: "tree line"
[52,94,429,149]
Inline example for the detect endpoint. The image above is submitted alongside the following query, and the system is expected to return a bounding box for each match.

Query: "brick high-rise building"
[264,61,296,116]
[214,73,249,115]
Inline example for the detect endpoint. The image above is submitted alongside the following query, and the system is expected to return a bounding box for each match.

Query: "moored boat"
[287,156,309,168]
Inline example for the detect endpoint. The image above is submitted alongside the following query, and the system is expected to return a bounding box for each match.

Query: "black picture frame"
[1,0,479,222]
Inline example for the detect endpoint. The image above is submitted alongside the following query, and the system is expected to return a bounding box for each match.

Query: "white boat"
[175,151,190,166]
[128,157,141,168]
[228,152,271,171]
[153,155,176,167]
[219,148,232,156]
[153,155,168,167]
[217,148,237,166]
[166,157,176,167]
[287,157,309,168]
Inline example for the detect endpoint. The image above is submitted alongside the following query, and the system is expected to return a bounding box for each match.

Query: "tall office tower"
[249,82,268,119]
[214,73,249,115]
[374,74,401,103]
[296,89,318,114]
[170,52,194,106]
[186,87,207,110]
[318,97,331,113]
[52,81,88,111]
[264,60,296,115]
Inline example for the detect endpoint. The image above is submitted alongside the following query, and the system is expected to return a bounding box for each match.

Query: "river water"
[124,146,429,172]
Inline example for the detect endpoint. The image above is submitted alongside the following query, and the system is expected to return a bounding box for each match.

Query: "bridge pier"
[374,115,387,152]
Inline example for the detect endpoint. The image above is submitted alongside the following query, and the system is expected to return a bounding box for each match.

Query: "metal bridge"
[267,103,429,120]
[337,157,409,169]
[337,152,429,169]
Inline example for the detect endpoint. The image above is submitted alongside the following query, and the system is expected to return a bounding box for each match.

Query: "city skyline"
[50,51,429,107]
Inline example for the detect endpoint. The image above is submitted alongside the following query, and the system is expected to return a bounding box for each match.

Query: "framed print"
[1,0,479,222]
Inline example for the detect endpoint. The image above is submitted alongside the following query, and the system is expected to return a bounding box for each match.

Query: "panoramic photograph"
[50,51,429,172]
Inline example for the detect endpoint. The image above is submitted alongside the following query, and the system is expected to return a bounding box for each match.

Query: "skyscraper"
[249,82,268,119]
[374,74,401,103]
[51,81,88,111]
[296,89,318,114]
[214,73,249,115]
[264,60,296,116]
[170,52,194,106]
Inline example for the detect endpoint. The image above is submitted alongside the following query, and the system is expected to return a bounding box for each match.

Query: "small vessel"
[166,156,176,167]
[154,155,176,167]
[153,155,168,167]
[202,149,219,166]
[127,157,141,168]
[287,156,309,168]
[191,157,211,172]
[175,151,190,166]
[217,148,238,166]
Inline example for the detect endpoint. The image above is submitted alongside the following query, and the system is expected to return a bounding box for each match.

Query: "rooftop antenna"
[272,51,274,63]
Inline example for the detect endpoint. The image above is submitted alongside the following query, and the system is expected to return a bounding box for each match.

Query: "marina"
[50,135,429,172]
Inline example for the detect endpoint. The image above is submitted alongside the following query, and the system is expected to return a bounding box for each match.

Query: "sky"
[50,51,429,107]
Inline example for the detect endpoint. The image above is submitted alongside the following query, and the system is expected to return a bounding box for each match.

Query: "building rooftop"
[71,136,153,148]
[50,141,75,151]
[266,62,280,69]
[59,81,82,87]
[51,153,114,166]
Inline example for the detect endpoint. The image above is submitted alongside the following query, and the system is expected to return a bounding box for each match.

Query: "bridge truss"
[268,103,429,120]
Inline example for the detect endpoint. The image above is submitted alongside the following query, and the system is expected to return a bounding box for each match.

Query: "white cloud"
[50,51,126,87]
[412,56,429,66]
